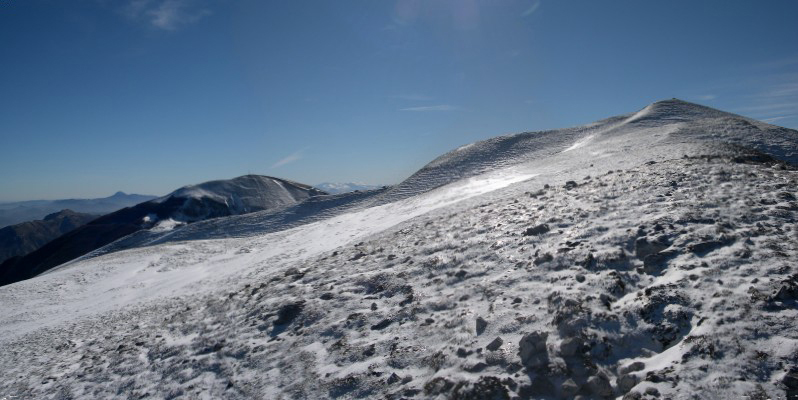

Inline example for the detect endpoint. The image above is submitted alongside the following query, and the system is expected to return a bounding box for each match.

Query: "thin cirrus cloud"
[697,94,717,101]
[271,148,307,169]
[123,0,211,30]
[400,105,458,112]
[521,0,541,17]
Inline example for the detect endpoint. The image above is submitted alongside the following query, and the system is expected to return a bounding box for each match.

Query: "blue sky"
[1,0,797,201]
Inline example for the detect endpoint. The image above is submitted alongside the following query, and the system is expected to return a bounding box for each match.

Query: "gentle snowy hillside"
[1,100,797,399]
[0,175,325,287]
[315,183,386,194]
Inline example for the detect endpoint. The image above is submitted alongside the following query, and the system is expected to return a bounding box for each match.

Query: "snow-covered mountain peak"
[154,174,326,216]
[2,102,797,399]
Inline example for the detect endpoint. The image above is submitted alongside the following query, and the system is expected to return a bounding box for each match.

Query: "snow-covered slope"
[1,100,797,399]
[315,183,386,194]
[0,175,325,287]
[151,174,326,222]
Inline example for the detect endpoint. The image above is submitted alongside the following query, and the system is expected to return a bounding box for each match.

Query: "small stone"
[486,337,504,351]
[575,274,586,283]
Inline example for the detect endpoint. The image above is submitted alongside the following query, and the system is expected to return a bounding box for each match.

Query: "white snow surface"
[151,174,323,216]
[2,99,798,399]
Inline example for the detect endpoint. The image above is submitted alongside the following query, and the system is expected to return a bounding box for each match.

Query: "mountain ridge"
[0,175,325,286]
[1,100,797,399]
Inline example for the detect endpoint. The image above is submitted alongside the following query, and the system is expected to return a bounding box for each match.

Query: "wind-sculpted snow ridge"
[2,100,798,399]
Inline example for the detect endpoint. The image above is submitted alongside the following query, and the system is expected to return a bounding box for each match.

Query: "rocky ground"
[2,147,797,399]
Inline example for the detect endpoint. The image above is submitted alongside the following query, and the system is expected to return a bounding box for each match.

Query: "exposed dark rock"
[561,378,580,397]
[476,317,488,335]
[635,236,670,259]
[524,224,550,236]
[451,376,509,400]
[486,337,503,351]
[618,373,640,394]
[518,331,549,369]
[274,301,304,326]
[424,377,454,395]
[559,336,585,357]
[619,361,645,375]
[371,318,393,330]
[642,250,679,274]
[534,253,554,265]
[587,373,613,398]
[688,238,733,255]
[518,375,555,397]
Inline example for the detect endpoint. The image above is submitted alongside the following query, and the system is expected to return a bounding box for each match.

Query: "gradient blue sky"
[2,0,797,201]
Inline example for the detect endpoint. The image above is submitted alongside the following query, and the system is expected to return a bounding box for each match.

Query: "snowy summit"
[1,100,798,399]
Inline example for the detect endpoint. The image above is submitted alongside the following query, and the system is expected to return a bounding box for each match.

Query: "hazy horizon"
[2,0,797,202]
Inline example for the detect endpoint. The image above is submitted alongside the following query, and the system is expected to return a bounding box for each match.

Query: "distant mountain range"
[0,192,157,229]
[0,175,326,287]
[314,182,385,194]
[0,210,97,264]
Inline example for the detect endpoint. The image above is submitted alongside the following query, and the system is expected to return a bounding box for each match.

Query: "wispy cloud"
[762,115,795,123]
[521,1,541,17]
[697,94,717,101]
[124,0,211,31]
[271,148,307,169]
[400,105,458,112]
[393,94,434,101]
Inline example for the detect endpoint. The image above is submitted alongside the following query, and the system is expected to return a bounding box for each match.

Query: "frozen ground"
[1,100,797,399]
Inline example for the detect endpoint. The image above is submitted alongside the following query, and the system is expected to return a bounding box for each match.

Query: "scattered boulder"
[476,317,488,335]
[518,375,555,398]
[486,337,503,351]
[559,336,584,357]
[424,377,454,395]
[642,250,678,274]
[524,224,551,236]
[783,367,798,399]
[688,238,732,255]
[564,181,578,189]
[371,318,392,330]
[561,378,580,397]
[635,236,670,259]
[273,301,304,326]
[518,331,549,369]
[451,376,509,400]
[619,361,646,375]
[587,373,613,398]
[618,373,640,394]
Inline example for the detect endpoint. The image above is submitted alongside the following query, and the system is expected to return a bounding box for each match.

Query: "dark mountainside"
[0,175,325,287]
[0,191,157,229]
[0,210,98,264]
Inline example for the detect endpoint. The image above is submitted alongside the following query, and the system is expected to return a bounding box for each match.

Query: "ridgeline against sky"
[1,0,797,201]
